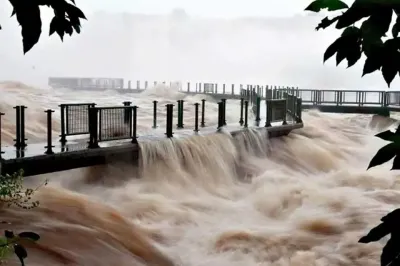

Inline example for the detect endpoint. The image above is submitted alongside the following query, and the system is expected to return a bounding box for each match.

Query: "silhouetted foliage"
[0,170,47,265]
[306,0,400,265]
[0,229,41,265]
[361,124,400,266]
[359,209,400,266]
[368,125,400,170]
[0,0,86,54]
[305,0,400,87]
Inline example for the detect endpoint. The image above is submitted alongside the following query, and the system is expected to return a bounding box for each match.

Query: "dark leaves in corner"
[367,143,397,170]
[359,223,390,243]
[18,232,40,242]
[359,209,400,266]
[316,16,340,31]
[4,230,14,239]
[307,0,400,87]
[9,0,42,54]
[4,0,86,54]
[305,0,348,12]
[369,126,400,170]
[323,26,362,68]
[14,244,27,266]
[49,2,86,41]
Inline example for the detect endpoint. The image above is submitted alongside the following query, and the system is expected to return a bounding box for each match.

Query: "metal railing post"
[194,103,199,132]
[44,109,55,154]
[201,99,206,127]
[165,104,174,138]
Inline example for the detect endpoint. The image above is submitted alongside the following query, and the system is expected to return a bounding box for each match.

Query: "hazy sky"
[2,0,392,90]
[79,0,312,17]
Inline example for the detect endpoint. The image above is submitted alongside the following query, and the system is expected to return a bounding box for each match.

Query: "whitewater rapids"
[0,81,398,266]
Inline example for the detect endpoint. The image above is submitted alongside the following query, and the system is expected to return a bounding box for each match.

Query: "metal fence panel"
[388,92,400,106]
[364,91,382,105]
[270,100,286,122]
[65,104,94,135]
[98,107,132,141]
[204,83,215,93]
[321,90,336,103]
[298,90,313,102]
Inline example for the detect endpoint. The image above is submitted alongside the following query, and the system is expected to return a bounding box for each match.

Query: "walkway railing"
[0,95,303,158]
[291,89,400,107]
[48,77,400,108]
[59,103,96,144]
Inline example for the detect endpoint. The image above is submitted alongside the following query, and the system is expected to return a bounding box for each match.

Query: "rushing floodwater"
[0,81,399,266]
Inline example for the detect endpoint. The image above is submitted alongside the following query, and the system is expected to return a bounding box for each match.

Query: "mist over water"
[0,5,399,89]
[0,81,399,266]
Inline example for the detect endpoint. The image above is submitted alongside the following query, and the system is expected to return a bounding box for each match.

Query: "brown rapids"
[0,82,399,266]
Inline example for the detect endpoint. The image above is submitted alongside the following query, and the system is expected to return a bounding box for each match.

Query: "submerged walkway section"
[0,91,303,177]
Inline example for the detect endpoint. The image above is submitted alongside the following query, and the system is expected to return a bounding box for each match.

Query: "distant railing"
[47,77,400,108]
[281,89,400,107]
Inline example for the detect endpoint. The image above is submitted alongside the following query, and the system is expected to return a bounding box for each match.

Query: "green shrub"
[0,170,46,265]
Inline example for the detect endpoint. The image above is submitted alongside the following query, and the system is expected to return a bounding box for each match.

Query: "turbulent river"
[0,81,398,266]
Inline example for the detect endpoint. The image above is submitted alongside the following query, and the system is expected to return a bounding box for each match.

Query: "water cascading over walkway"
[0,81,398,266]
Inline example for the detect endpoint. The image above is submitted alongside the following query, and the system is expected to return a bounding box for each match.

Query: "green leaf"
[316,16,340,31]
[18,232,40,242]
[367,143,397,170]
[0,237,13,260]
[305,0,348,12]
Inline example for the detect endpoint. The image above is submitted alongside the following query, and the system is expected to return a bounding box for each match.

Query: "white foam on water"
[0,81,398,266]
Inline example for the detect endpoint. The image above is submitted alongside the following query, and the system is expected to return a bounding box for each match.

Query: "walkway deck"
[0,119,302,177]
[6,79,398,178]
